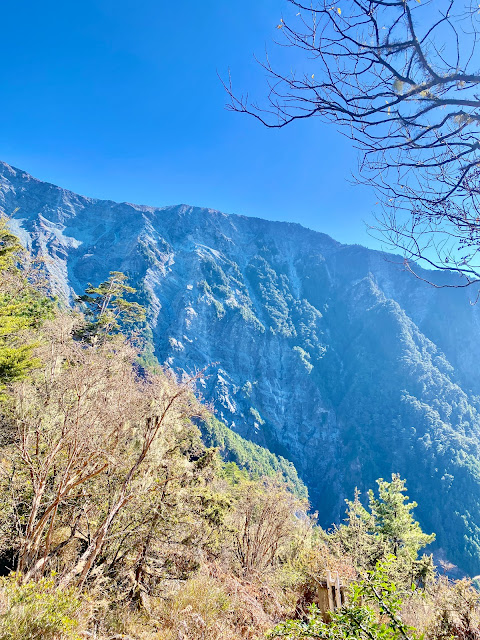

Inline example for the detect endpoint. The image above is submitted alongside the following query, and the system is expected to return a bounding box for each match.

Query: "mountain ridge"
[0,159,342,249]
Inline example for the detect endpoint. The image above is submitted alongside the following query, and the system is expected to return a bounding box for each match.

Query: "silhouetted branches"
[226,0,480,287]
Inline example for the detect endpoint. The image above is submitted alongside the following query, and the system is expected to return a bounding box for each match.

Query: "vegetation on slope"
[0,218,53,390]
[320,278,480,574]
[196,241,480,576]
[5,161,480,577]
[199,415,308,499]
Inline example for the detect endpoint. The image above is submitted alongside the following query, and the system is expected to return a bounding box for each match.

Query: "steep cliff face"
[2,160,480,572]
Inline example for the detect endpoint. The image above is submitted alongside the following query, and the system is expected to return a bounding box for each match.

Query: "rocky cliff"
[2,160,480,572]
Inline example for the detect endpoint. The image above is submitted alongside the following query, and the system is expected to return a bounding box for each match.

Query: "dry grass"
[402,577,480,640]
[151,564,286,640]
[85,564,290,640]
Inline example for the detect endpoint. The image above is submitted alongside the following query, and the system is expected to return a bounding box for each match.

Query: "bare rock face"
[2,160,480,573]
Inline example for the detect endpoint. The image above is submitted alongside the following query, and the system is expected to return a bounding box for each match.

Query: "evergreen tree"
[76,271,146,342]
[331,475,435,585]
[368,474,435,560]
[0,217,53,389]
[334,489,386,570]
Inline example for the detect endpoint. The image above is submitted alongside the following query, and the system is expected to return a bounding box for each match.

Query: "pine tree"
[76,271,146,342]
[368,474,435,560]
[335,488,386,569]
[331,475,435,584]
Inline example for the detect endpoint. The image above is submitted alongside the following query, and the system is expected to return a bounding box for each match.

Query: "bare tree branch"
[227,0,480,288]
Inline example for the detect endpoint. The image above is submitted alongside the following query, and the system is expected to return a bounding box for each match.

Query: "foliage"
[0,217,53,390]
[368,476,435,561]
[159,573,232,640]
[0,315,210,587]
[293,346,313,374]
[200,416,308,499]
[269,558,419,640]
[330,476,435,586]
[420,578,480,640]
[75,270,145,342]
[0,573,84,640]
[312,280,480,575]
[3,223,480,640]
[229,478,308,577]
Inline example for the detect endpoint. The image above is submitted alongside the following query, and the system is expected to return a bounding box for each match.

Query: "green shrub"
[269,558,419,640]
[0,573,84,640]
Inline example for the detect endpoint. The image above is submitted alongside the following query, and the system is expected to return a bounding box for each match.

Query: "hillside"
[2,160,480,573]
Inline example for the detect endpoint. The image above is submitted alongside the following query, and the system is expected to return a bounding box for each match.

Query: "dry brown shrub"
[0,313,206,587]
[402,577,480,640]
[143,562,288,640]
[228,479,308,578]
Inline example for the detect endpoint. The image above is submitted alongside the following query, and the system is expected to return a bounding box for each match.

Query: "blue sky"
[0,0,378,247]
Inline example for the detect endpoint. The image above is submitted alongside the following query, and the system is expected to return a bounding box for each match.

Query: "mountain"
[2,160,480,573]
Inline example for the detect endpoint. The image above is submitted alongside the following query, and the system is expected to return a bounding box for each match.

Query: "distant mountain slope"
[2,160,480,573]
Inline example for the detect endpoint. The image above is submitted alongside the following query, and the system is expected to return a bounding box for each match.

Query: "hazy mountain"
[2,159,480,573]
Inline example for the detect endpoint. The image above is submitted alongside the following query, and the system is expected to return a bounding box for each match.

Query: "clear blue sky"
[0,0,378,247]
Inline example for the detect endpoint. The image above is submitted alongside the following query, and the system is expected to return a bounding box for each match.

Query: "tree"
[332,488,386,571]
[230,477,307,576]
[76,271,145,343]
[228,1,480,289]
[331,476,434,585]
[368,475,435,561]
[1,313,207,587]
[0,217,52,390]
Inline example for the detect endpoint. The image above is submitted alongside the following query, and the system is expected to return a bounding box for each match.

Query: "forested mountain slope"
[2,160,480,573]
